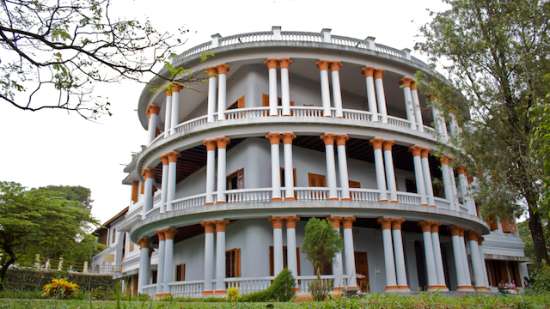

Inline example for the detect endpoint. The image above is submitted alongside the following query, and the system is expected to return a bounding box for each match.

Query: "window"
[111,228,116,244]
[349,180,361,188]
[269,246,301,276]
[176,264,186,281]
[227,96,245,110]
[308,173,326,187]
[280,168,297,187]
[226,249,241,278]
[405,179,417,193]
[226,169,245,190]
[152,270,157,284]
[261,94,295,107]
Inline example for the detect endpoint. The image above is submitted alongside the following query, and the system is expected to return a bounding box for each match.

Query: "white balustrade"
[225,107,269,120]
[396,192,422,206]
[225,277,272,295]
[386,115,412,129]
[297,275,335,293]
[434,197,451,210]
[173,115,210,136]
[342,109,374,122]
[349,188,380,201]
[295,187,329,200]
[171,193,207,211]
[142,284,157,297]
[225,188,272,203]
[169,280,205,297]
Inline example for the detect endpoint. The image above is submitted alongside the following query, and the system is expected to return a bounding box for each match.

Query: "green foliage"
[302,218,343,278]
[238,269,296,302]
[0,181,98,290]
[42,278,79,299]
[527,265,550,294]
[2,268,114,292]
[308,279,332,302]
[416,0,550,265]
[226,287,239,303]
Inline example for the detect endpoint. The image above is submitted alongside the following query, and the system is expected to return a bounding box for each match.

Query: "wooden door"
[354,251,370,292]
[308,173,326,187]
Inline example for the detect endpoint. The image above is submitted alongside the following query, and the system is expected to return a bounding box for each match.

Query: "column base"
[285,196,296,201]
[340,197,352,201]
[390,200,399,203]
[155,292,172,300]
[475,286,491,293]
[215,201,225,204]
[385,285,410,293]
[456,285,475,292]
[213,290,226,295]
[272,197,283,202]
[427,285,448,292]
[421,203,429,207]
[328,197,339,201]
[378,198,388,202]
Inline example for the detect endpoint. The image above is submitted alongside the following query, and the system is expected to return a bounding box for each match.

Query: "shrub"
[239,269,296,302]
[309,278,332,301]
[226,287,239,303]
[42,278,79,298]
[527,264,550,294]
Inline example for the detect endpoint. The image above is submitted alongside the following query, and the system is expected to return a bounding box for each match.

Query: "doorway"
[354,251,370,292]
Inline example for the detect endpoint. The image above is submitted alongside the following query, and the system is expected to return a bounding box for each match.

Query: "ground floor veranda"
[117,216,528,298]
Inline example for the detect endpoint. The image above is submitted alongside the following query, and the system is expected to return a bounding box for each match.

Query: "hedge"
[2,268,114,291]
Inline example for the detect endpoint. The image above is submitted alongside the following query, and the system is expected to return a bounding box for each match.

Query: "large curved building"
[92,27,528,297]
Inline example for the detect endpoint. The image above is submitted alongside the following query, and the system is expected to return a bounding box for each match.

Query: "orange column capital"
[456,166,467,175]
[431,222,440,233]
[264,59,279,69]
[466,231,479,242]
[160,155,169,165]
[215,220,228,232]
[216,64,230,74]
[142,168,154,179]
[342,217,355,229]
[370,137,384,149]
[203,139,217,151]
[138,237,149,249]
[409,145,422,157]
[329,61,342,71]
[321,133,336,145]
[377,217,392,230]
[282,132,296,144]
[336,134,349,146]
[157,230,166,241]
[166,151,179,163]
[374,69,384,79]
[418,221,433,233]
[328,216,342,229]
[450,225,463,236]
[270,217,283,229]
[400,77,412,88]
[165,87,173,97]
[279,58,293,68]
[316,60,330,70]
[163,228,177,240]
[201,221,215,233]
[361,66,375,77]
[171,83,183,92]
[410,80,418,90]
[146,104,161,117]
[216,137,231,149]
[207,67,218,77]
[440,155,452,165]
[285,216,300,229]
[266,132,281,144]
[391,218,405,230]
[420,148,430,158]
[383,140,395,151]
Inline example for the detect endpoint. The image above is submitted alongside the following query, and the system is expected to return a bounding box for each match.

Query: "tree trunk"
[0,249,15,291]
[526,200,549,266]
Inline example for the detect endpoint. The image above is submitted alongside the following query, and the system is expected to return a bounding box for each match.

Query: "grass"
[1,293,550,309]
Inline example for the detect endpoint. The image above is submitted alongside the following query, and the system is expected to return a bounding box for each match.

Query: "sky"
[0,0,447,223]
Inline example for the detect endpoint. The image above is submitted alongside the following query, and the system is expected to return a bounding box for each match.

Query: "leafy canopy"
[302,218,343,278]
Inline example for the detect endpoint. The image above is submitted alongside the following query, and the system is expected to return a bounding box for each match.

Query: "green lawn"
[1,294,550,309]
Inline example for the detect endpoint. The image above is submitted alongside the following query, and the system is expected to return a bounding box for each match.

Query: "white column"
[160,156,169,213]
[163,229,175,290]
[317,61,332,117]
[440,156,456,209]
[374,70,388,123]
[143,169,154,213]
[170,84,182,135]
[440,114,449,142]
[216,138,229,203]
[458,232,473,288]
[166,152,178,211]
[207,68,217,123]
[204,140,216,204]
[156,231,166,293]
[449,167,460,209]
[146,105,160,144]
[336,135,350,200]
[137,238,150,294]
[342,217,357,287]
[457,167,470,208]
[451,227,472,291]
[272,217,284,276]
[431,224,447,289]
[421,149,436,206]
[215,221,226,292]
[163,89,172,138]
[392,219,409,291]
[265,59,279,116]
[322,134,338,199]
[467,232,488,290]
[420,222,438,290]
[411,81,424,132]
[266,133,282,200]
[282,132,296,199]
[286,217,298,279]
[329,217,344,288]
[280,59,292,116]
[361,67,378,119]
[330,62,343,118]
[449,113,460,137]
[370,138,387,201]
[383,141,398,201]
[410,146,428,206]
[202,222,215,292]
[378,218,397,290]
[401,78,417,130]
[217,64,229,120]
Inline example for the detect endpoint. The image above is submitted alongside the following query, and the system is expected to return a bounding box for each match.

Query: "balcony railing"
[148,106,438,148]
[145,187,470,220]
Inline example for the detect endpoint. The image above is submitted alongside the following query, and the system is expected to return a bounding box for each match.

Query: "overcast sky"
[0,0,447,223]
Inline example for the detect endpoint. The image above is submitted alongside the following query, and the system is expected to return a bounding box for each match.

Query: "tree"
[302,218,343,278]
[415,0,550,265]
[0,0,192,119]
[0,181,97,290]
